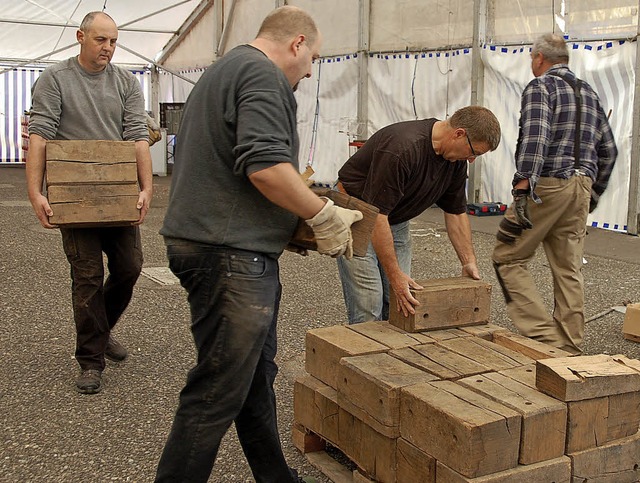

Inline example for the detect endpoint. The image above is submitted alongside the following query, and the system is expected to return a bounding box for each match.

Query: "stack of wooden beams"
[292,277,640,482]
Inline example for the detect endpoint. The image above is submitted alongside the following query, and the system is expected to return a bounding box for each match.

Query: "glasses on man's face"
[465,132,478,158]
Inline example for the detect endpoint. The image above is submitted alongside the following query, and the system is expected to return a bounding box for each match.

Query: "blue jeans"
[337,221,412,324]
[60,226,142,371]
[155,243,296,483]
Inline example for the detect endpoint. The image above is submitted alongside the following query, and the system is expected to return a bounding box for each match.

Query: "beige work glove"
[146,114,162,146]
[305,197,363,259]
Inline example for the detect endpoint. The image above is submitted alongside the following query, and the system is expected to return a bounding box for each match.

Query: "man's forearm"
[370,214,403,278]
[248,162,325,219]
[443,212,477,266]
[135,140,153,194]
[26,134,47,199]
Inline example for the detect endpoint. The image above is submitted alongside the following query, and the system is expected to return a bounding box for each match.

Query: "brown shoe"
[76,369,102,394]
[105,335,128,362]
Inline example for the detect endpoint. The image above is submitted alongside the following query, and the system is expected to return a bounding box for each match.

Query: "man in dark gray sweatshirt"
[26,11,153,395]
[156,6,361,483]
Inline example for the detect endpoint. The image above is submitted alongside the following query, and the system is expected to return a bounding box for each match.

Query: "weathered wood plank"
[48,195,139,225]
[438,337,533,372]
[536,355,640,401]
[566,391,640,453]
[400,380,521,478]
[45,139,136,164]
[390,343,489,380]
[458,372,567,464]
[294,375,339,446]
[347,320,435,349]
[337,353,437,437]
[435,457,571,483]
[305,326,388,389]
[389,277,491,332]
[568,432,640,483]
[396,438,436,483]
[493,331,574,360]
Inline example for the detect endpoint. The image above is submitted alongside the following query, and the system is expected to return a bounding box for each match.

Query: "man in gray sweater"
[26,11,153,394]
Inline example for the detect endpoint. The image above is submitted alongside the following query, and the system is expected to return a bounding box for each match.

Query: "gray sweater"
[160,45,300,257]
[29,56,147,142]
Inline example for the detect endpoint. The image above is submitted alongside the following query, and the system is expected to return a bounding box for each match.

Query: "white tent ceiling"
[0,0,206,68]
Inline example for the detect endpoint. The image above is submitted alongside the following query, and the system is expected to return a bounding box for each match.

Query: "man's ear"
[292,34,305,55]
[76,29,84,44]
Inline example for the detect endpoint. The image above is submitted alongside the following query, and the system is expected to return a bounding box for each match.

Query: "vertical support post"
[467,0,487,204]
[150,66,160,120]
[627,3,640,235]
[357,0,371,141]
[213,0,224,60]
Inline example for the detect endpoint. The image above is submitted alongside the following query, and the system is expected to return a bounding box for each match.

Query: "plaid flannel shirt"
[514,64,617,203]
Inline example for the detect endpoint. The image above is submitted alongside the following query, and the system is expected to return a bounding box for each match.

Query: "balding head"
[256,6,319,46]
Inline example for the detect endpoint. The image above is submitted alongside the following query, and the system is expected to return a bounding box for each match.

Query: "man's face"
[288,32,322,90]
[443,128,490,163]
[77,14,118,73]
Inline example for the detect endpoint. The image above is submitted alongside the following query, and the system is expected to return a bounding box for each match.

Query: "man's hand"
[389,271,423,317]
[589,192,599,213]
[146,115,162,146]
[512,188,532,229]
[134,189,152,225]
[461,262,480,280]
[305,197,363,259]
[29,193,57,229]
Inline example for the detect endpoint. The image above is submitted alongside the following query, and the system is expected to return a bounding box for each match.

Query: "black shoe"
[105,335,128,362]
[76,369,102,394]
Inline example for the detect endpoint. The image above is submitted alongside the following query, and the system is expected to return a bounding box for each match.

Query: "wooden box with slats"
[45,140,139,226]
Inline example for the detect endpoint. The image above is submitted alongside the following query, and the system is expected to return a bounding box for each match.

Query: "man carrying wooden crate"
[336,106,502,324]
[25,11,153,394]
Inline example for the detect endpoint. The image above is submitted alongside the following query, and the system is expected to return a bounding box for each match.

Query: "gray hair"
[532,33,569,64]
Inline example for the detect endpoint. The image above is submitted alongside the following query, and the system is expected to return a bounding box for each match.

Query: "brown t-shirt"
[338,119,468,225]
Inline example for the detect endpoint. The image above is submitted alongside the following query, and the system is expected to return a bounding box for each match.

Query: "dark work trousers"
[155,243,296,483]
[60,226,143,371]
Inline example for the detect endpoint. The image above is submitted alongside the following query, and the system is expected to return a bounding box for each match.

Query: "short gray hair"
[532,33,569,64]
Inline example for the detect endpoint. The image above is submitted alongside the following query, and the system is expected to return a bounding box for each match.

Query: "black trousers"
[60,226,143,371]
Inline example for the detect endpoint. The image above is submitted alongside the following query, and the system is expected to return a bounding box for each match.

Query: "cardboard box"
[45,140,139,226]
[622,303,640,342]
[289,188,379,257]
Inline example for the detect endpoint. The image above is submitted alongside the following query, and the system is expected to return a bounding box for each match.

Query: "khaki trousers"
[493,175,592,354]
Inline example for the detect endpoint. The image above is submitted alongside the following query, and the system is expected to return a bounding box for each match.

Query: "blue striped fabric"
[0,67,151,164]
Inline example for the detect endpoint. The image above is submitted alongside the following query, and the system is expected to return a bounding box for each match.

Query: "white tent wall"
[1,0,638,232]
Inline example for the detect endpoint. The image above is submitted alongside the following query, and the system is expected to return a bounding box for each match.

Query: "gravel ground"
[1,167,639,483]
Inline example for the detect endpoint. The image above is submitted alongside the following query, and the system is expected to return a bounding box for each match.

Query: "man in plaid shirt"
[492,33,617,355]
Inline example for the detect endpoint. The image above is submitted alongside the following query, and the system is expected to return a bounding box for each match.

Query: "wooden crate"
[436,337,534,372]
[492,331,574,360]
[290,188,379,257]
[347,321,436,349]
[294,375,340,445]
[389,277,491,332]
[45,140,139,226]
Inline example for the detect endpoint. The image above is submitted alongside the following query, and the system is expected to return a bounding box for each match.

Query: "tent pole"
[356,0,371,142]
[467,0,487,204]
[627,4,640,235]
[216,0,237,57]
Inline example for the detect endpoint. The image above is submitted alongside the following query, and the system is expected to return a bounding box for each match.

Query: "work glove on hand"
[512,188,533,229]
[305,197,363,259]
[146,114,162,146]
